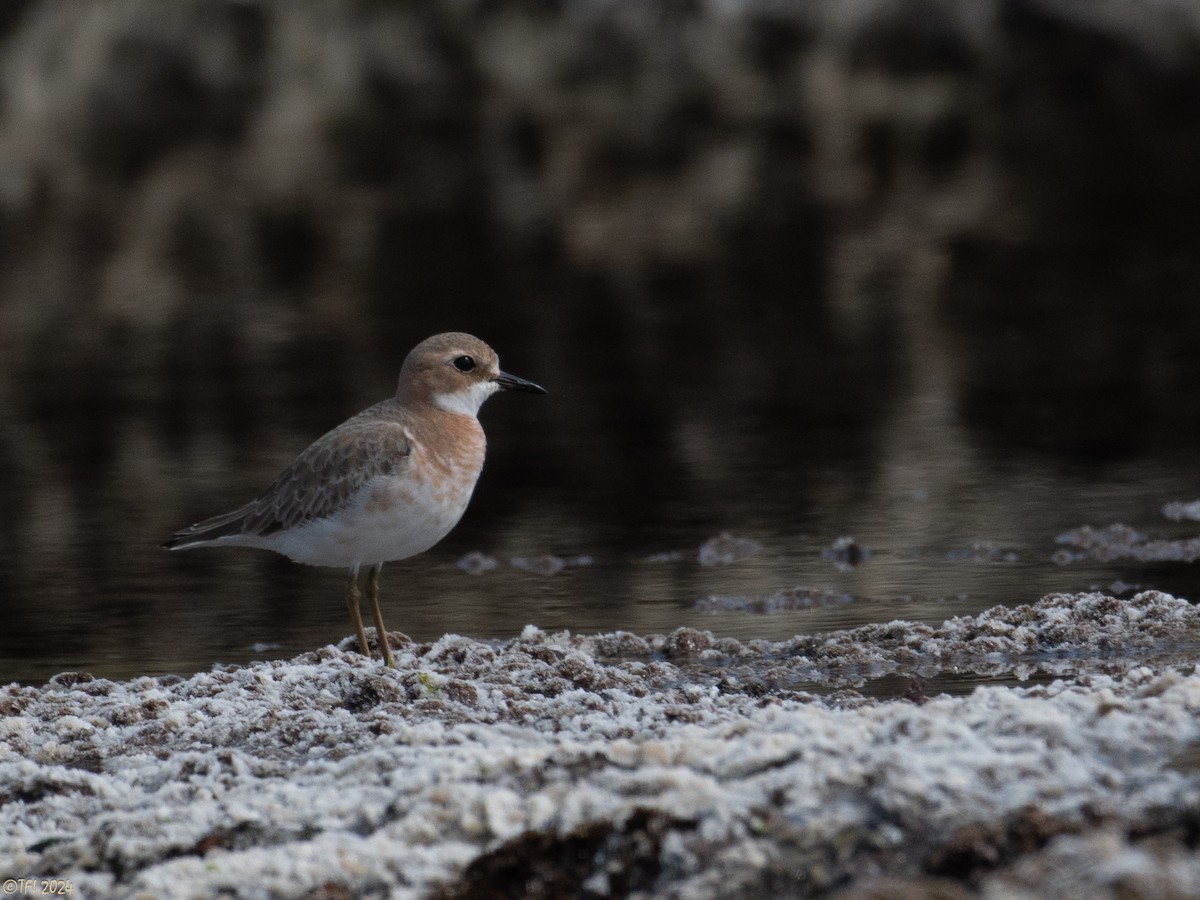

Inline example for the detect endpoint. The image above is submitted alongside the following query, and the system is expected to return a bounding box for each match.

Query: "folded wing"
[164,412,412,549]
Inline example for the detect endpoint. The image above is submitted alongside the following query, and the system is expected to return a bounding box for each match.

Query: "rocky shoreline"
[3,592,1200,898]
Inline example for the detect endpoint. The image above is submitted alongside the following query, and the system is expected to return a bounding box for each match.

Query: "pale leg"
[347,570,371,660]
[367,564,396,668]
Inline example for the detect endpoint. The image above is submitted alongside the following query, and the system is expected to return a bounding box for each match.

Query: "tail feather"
[162,504,254,550]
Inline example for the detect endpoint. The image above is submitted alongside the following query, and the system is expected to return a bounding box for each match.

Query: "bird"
[163,332,546,667]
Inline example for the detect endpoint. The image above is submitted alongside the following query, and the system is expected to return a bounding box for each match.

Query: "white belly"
[247,469,478,569]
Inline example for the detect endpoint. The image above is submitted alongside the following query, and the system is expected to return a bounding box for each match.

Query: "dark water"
[4,301,1200,686]
[3,0,1200,685]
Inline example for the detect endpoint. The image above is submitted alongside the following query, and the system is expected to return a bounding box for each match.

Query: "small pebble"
[458,551,499,575]
[698,532,763,566]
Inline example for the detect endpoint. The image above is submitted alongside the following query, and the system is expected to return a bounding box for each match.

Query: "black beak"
[494,371,547,394]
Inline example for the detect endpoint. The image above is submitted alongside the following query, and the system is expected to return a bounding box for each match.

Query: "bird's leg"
[367,564,396,668]
[347,570,371,660]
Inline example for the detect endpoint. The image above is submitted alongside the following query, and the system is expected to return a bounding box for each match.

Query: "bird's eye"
[452,355,476,372]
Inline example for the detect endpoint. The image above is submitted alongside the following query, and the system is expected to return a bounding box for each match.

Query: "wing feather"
[164,410,412,547]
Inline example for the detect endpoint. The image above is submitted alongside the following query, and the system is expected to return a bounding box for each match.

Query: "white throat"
[434,379,498,416]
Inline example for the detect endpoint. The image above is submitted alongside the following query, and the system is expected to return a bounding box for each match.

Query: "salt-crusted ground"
[4,592,1200,899]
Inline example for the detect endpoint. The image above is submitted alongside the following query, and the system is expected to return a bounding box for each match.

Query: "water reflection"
[2,1,1200,685]
[4,342,1200,687]
[5,278,1200,686]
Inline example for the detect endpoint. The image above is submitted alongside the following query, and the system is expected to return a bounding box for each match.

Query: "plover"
[164,332,545,667]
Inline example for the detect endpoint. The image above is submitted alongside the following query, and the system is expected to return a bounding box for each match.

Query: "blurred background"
[3,0,1200,683]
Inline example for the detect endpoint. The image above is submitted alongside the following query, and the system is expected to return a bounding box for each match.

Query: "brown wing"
[165,409,411,547]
